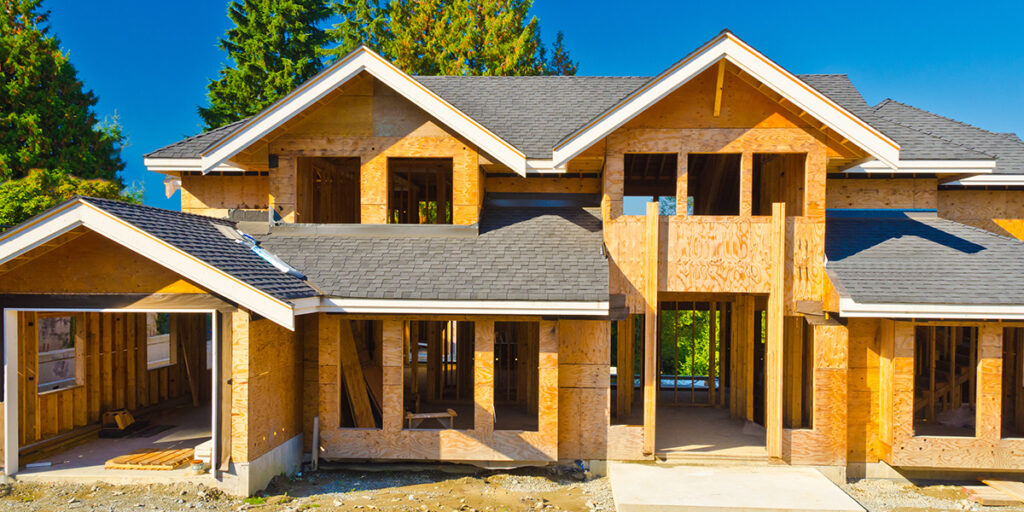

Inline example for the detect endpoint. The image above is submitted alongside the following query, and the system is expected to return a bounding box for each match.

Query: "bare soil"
[842,479,1024,512]
[0,466,613,512]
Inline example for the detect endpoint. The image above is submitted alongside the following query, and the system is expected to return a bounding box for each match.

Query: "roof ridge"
[796,73,849,77]
[875,98,1010,138]
[414,75,652,80]
[870,103,997,159]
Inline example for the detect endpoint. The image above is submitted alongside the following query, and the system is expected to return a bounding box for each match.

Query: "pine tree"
[542,31,577,75]
[199,0,332,129]
[322,0,388,60]
[0,0,125,182]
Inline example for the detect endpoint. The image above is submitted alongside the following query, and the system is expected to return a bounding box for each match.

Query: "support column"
[740,152,754,216]
[381,320,404,432]
[767,202,786,459]
[642,201,659,455]
[474,320,495,434]
[3,309,19,477]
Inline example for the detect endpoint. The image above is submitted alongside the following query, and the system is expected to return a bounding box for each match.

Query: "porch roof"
[825,210,1024,309]
[253,199,608,302]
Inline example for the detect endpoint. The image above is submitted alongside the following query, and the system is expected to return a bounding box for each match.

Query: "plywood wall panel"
[826,178,937,210]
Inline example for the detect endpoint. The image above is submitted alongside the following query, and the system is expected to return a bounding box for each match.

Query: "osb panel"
[889,321,1021,469]
[826,178,937,210]
[788,324,850,466]
[229,310,251,463]
[602,127,830,222]
[939,189,1024,240]
[606,425,646,460]
[485,177,601,194]
[318,317,558,462]
[558,320,609,365]
[558,364,609,389]
[557,320,611,460]
[662,216,773,294]
[0,231,206,295]
[245,318,301,460]
[180,174,269,214]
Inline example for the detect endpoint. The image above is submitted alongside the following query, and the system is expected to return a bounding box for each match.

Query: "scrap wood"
[105,447,194,470]
[980,479,1024,504]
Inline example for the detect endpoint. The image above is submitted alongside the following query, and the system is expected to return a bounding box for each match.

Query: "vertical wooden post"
[928,327,936,422]
[740,152,754,216]
[978,324,1003,442]
[381,320,404,432]
[642,201,659,455]
[729,298,739,418]
[767,202,786,459]
[744,297,755,422]
[209,311,220,478]
[427,322,440,400]
[475,320,495,434]
[676,152,689,216]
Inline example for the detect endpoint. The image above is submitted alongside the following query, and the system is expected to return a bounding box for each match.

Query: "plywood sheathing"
[318,317,558,462]
[939,189,1024,240]
[0,231,206,295]
[13,312,207,454]
[826,178,937,210]
[485,176,601,195]
[558,320,615,459]
[785,323,848,466]
[888,321,1024,469]
[766,202,786,459]
[219,73,483,225]
[180,173,269,217]
[227,310,302,464]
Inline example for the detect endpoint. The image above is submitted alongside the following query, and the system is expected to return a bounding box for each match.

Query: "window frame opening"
[388,157,453,224]
[493,321,540,432]
[296,156,361,223]
[36,313,83,393]
[913,325,978,438]
[752,153,805,217]
[687,153,741,216]
[402,320,474,430]
[623,153,678,216]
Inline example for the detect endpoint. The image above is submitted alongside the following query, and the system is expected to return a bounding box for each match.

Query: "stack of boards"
[963,480,1024,507]
[104,448,194,470]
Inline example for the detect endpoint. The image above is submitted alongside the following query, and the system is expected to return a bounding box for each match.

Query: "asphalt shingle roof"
[144,119,248,159]
[254,204,608,302]
[81,197,317,301]
[872,99,1024,174]
[825,210,1024,306]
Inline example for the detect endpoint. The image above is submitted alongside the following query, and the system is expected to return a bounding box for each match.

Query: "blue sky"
[48,0,1023,210]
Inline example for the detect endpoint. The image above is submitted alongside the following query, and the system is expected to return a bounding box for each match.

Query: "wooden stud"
[338,319,376,428]
[474,320,495,434]
[767,202,785,459]
[713,60,726,117]
[642,201,659,455]
[709,302,717,407]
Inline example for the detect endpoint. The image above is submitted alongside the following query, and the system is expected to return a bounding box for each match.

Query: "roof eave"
[839,297,1024,320]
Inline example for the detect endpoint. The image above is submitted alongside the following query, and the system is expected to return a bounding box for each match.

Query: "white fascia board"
[944,174,1024,187]
[850,158,997,174]
[0,200,296,330]
[302,297,609,316]
[839,297,1024,320]
[551,32,901,170]
[198,47,527,176]
[143,157,243,175]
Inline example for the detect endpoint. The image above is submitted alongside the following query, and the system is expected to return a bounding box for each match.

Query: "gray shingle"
[799,75,992,161]
[825,210,1024,306]
[254,205,608,302]
[144,119,249,159]
[414,76,651,159]
[80,197,317,301]
[872,99,1024,174]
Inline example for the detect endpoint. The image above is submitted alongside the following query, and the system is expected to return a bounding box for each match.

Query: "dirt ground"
[0,466,614,512]
[842,479,1024,512]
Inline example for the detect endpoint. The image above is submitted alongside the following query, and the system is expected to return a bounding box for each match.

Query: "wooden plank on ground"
[964,483,1019,506]
[105,448,194,470]
[981,480,1024,504]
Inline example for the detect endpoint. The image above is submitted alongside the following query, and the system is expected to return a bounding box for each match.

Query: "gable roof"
[872,99,1024,176]
[190,46,530,175]
[254,197,608,308]
[825,210,1024,319]
[549,30,900,169]
[0,198,316,328]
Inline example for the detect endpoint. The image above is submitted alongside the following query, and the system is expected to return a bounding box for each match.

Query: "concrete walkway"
[609,463,864,512]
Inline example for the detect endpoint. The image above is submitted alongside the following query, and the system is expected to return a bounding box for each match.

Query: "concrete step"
[654,451,772,466]
[609,462,865,512]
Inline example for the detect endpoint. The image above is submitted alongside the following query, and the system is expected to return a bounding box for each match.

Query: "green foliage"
[243,496,266,505]
[0,168,141,228]
[659,310,716,377]
[204,0,579,126]
[200,0,333,129]
[0,0,125,182]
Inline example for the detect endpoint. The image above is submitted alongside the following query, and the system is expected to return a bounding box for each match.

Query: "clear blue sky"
[47,0,1024,210]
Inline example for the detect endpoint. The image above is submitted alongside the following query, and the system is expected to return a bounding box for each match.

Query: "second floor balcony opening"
[296,156,361,223]
[624,152,678,215]
[388,157,454,224]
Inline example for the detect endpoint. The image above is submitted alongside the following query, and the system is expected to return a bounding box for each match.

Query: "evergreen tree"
[0,168,140,228]
[542,31,577,75]
[0,0,125,182]
[200,0,332,129]
[322,0,388,60]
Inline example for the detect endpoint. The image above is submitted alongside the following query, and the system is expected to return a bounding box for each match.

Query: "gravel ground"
[0,465,614,512]
[842,478,1024,512]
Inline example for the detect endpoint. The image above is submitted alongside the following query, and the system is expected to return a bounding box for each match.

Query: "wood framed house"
[2,30,1023,494]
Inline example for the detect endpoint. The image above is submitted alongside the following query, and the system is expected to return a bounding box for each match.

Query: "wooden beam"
[642,201,659,455]
[767,202,786,459]
[474,320,495,434]
[338,319,376,428]
[713,60,726,117]
[709,302,717,406]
